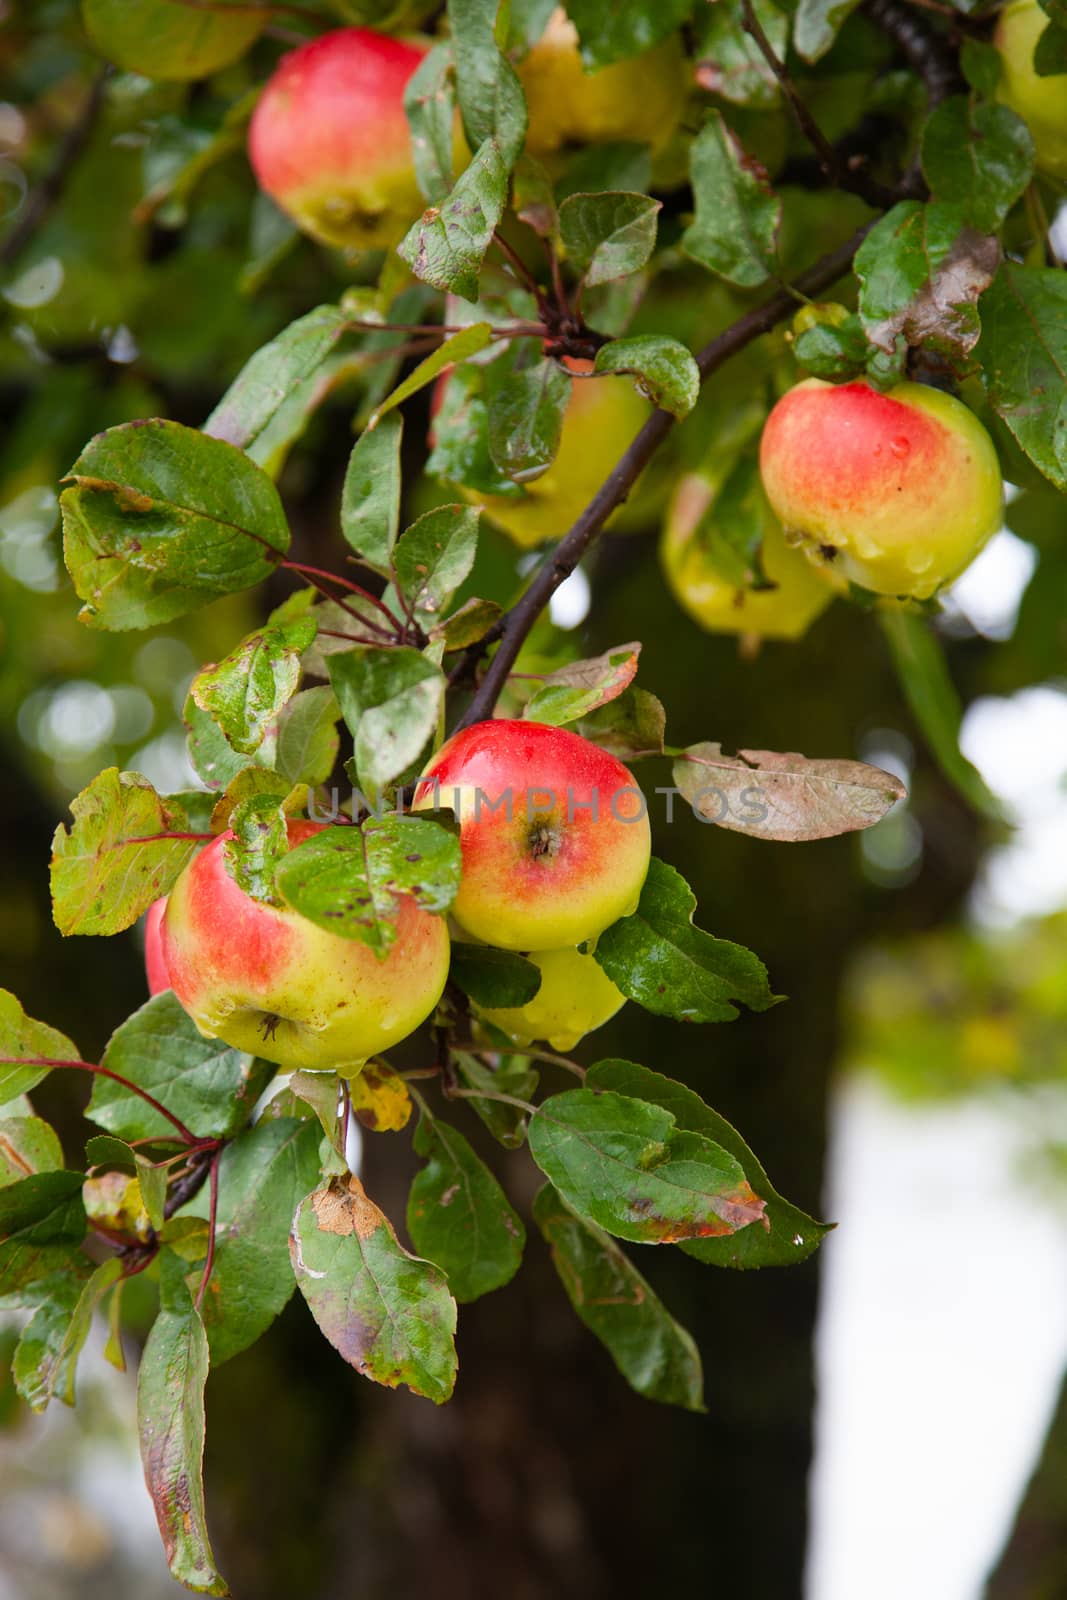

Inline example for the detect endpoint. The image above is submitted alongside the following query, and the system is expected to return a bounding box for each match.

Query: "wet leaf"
[398,137,508,303]
[371,323,493,425]
[0,991,79,1105]
[0,1172,86,1298]
[327,646,446,795]
[575,687,666,761]
[203,304,350,452]
[559,192,660,287]
[405,41,458,205]
[449,0,528,167]
[594,337,699,418]
[854,201,999,363]
[485,351,571,482]
[977,263,1067,492]
[594,858,778,1023]
[191,614,316,757]
[565,0,691,66]
[683,113,780,288]
[523,641,641,726]
[276,687,342,787]
[450,944,542,1008]
[394,504,480,627]
[921,99,1033,233]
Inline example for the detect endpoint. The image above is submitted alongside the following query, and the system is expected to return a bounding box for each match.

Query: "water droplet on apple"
[890,434,910,458]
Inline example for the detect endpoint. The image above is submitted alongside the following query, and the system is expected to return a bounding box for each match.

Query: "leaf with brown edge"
[290,1174,457,1403]
[673,742,906,841]
[349,1062,412,1132]
[523,642,641,727]
[855,201,999,364]
[50,768,201,936]
[137,1289,229,1596]
[527,1086,767,1245]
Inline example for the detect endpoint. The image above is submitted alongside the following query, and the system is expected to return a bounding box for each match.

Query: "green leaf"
[276,687,342,787]
[276,815,459,950]
[203,304,350,453]
[404,41,459,205]
[450,944,542,1008]
[920,99,1033,233]
[429,595,503,649]
[50,1256,125,1407]
[523,641,641,726]
[879,608,1004,820]
[533,1184,704,1409]
[50,769,201,937]
[207,765,291,835]
[427,361,524,498]
[485,351,572,482]
[1034,17,1067,73]
[960,36,1002,96]
[83,0,261,79]
[453,1052,540,1147]
[340,412,403,572]
[408,1112,525,1302]
[0,1172,86,1298]
[222,793,289,903]
[179,1118,321,1365]
[683,113,780,289]
[137,1292,229,1596]
[558,192,661,287]
[977,263,1067,491]
[793,314,870,382]
[565,0,692,67]
[12,1273,87,1411]
[512,152,558,238]
[88,992,274,1143]
[371,322,494,425]
[694,0,787,107]
[671,741,907,841]
[0,991,79,1105]
[593,858,778,1023]
[394,504,481,627]
[575,687,666,761]
[527,1087,767,1244]
[184,694,251,793]
[448,0,529,168]
[190,615,316,757]
[793,0,862,63]
[593,337,699,418]
[587,1062,831,1267]
[61,420,289,630]
[0,1117,64,1186]
[290,1173,458,1402]
[853,200,1000,362]
[327,646,446,795]
[398,137,509,303]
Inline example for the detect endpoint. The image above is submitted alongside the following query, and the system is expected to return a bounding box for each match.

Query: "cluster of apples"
[148,720,650,1075]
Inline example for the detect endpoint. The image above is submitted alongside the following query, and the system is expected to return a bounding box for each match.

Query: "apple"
[161,820,450,1073]
[83,0,263,81]
[248,28,432,251]
[759,379,1003,599]
[449,361,654,549]
[412,719,651,951]
[144,896,171,995]
[475,944,625,1051]
[995,0,1067,177]
[520,9,686,156]
[661,469,836,640]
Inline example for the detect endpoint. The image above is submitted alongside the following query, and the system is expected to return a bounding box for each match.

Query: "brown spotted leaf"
[855,201,999,362]
[137,1290,229,1596]
[290,1174,457,1402]
[349,1062,412,1133]
[527,1086,767,1245]
[673,742,906,841]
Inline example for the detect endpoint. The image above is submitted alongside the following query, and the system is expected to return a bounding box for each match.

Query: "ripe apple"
[449,362,654,549]
[520,9,686,156]
[661,469,836,640]
[248,28,432,251]
[759,379,1003,599]
[144,897,170,995]
[161,820,450,1073]
[83,0,263,81]
[412,720,651,951]
[475,944,625,1051]
[995,0,1067,177]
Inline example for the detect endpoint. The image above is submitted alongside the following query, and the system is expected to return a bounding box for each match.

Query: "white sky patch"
[549,565,591,630]
[808,1074,1067,1600]
[940,528,1037,641]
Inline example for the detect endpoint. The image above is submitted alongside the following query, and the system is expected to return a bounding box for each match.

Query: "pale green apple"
[475,945,625,1051]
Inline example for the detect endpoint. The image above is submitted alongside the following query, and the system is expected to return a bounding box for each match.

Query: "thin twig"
[1,67,109,269]
[740,0,898,209]
[453,224,872,730]
[281,562,400,640]
[194,1153,221,1315]
[5,1056,199,1143]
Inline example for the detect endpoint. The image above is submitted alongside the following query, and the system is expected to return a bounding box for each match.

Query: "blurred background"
[2,3,1067,1597]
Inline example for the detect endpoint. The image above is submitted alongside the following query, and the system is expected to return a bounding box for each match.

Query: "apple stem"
[194,1152,221,1316]
[450,1088,539,1115]
[472,1046,585,1080]
[6,1056,200,1144]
